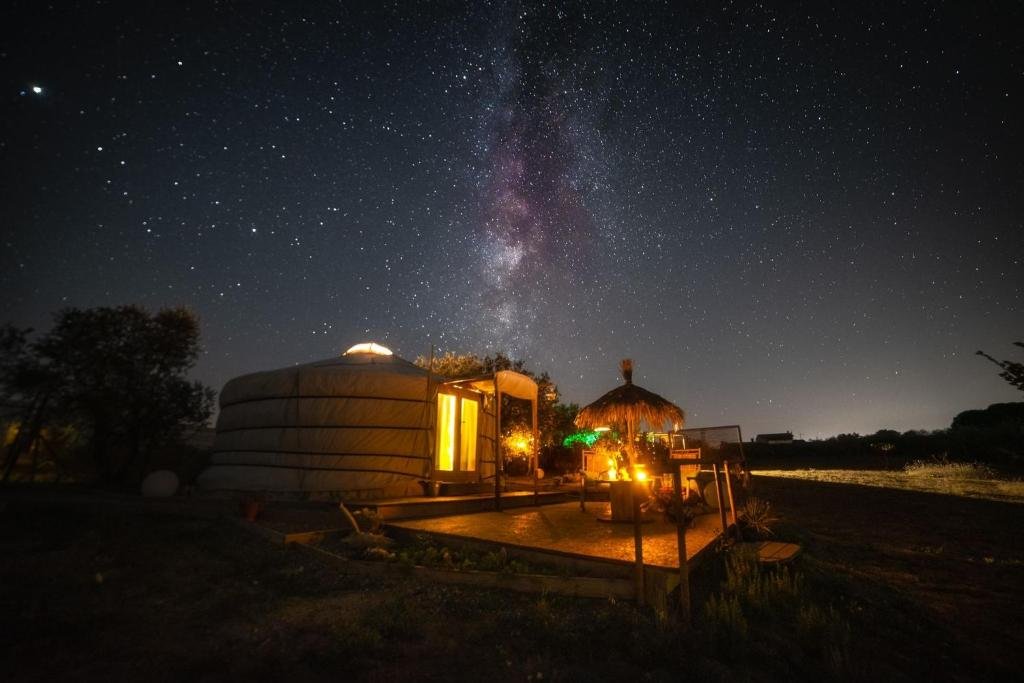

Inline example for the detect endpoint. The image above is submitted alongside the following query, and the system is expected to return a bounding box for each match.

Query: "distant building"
[755,431,794,444]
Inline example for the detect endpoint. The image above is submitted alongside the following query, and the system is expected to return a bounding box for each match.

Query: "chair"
[669,447,702,497]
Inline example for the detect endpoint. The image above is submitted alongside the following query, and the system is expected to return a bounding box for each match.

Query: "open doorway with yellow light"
[434,389,480,481]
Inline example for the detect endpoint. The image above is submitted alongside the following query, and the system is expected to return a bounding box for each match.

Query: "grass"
[903,456,998,480]
[751,462,1024,504]
[754,476,1024,680]
[3,478,1023,681]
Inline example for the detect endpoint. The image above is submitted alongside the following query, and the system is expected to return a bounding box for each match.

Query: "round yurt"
[198,342,442,500]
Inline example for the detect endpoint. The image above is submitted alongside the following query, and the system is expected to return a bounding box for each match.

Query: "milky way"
[3,1,1022,436]
[461,7,611,352]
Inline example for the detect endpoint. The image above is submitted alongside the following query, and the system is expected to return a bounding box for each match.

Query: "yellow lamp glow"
[606,457,618,481]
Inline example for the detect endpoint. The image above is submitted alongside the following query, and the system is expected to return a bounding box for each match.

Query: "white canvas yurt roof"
[198,342,440,500]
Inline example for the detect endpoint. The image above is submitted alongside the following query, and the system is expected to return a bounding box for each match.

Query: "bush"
[701,546,852,676]
[738,497,778,538]
[703,593,748,658]
[904,456,998,480]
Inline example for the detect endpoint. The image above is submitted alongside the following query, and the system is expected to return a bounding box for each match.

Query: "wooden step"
[747,540,802,564]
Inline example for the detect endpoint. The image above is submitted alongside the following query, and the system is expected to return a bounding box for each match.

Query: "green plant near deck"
[722,547,803,615]
[392,537,542,575]
[797,603,852,677]
[703,546,852,675]
[703,593,748,658]
[737,496,778,537]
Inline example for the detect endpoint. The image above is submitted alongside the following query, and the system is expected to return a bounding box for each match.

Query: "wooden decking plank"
[752,540,802,563]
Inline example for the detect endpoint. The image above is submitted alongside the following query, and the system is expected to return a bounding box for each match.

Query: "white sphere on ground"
[141,470,180,497]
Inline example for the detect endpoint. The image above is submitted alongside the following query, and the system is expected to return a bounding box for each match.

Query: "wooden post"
[532,393,539,506]
[422,346,435,488]
[632,482,645,607]
[712,462,728,534]
[672,466,691,625]
[723,461,738,528]
[533,445,539,507]
[494,386,502,511]
[579,473,586,512]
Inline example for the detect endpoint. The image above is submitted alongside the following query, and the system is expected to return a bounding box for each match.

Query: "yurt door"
[435,392,478,478]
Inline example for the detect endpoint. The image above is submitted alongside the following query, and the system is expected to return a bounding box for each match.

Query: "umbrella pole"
[627,420,636,472]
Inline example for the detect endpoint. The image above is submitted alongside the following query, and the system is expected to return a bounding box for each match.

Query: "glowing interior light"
[594,426,611,432]
[343,342,393,356]
[635,469,648,482]
[436,394,456,471]
[459,398,478,471]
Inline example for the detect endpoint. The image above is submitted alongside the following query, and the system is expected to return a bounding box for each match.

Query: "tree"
[0,325,63,481]
[1,306,215,484]
[549,401,582,446]
[976,342,1024,393]
[951,403,1024,431]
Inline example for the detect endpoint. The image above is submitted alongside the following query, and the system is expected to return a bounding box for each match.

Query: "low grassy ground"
[753,476,1024,679]
[751,467,1024,503]
[2,477,1022,681]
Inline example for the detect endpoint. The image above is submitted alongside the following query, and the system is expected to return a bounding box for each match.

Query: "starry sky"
[3,1,1022,438]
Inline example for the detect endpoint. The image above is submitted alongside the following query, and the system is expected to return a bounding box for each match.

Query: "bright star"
[31,85,43,94]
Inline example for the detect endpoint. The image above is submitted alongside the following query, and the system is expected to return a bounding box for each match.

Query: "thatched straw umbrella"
[575,359,685,471]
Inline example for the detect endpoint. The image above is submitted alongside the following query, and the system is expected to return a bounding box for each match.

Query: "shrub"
[722,547,802,616]
[738,497,778,538]
[703,593,748,658]
[797,604,852,676]
[904,456,997,480]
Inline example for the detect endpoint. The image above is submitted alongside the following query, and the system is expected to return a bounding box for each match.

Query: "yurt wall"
[199,345,438,500]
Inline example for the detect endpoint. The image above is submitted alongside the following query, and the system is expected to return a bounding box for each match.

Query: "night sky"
[3,1,1022,438]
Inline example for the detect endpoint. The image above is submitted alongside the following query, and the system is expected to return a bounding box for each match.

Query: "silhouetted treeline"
[746,403,1024,473]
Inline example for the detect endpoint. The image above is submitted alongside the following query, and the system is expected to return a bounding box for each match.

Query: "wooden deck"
[389,500,724,570]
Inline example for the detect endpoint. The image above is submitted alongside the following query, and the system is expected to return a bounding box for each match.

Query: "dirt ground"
[753,476,1024,678]
[2,477,1023,681]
